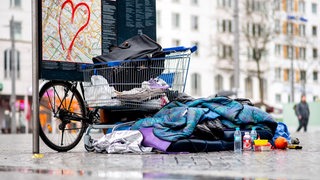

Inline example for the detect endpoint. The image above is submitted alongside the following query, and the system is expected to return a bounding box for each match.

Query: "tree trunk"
[256,59,264,104]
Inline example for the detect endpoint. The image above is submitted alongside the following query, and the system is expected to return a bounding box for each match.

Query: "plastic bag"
[93,130,153,153]
[84,75,116,102]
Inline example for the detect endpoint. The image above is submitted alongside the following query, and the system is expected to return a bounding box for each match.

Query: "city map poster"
[42,0,101,64]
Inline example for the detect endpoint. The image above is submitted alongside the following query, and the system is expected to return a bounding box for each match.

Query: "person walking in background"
[295,94,310,132]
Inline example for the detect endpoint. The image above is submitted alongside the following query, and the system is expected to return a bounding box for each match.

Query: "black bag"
[93,34,163,63]
[92,34,165,91]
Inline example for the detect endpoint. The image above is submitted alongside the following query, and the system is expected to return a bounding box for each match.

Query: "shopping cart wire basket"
[81,46,197,109]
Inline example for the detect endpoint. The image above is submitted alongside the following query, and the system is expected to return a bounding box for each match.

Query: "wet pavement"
[0,127,319,180]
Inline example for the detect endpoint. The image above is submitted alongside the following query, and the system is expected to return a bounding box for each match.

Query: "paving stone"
[0,130,319,179]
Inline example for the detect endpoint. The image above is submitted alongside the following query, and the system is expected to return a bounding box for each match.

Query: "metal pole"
[32,0,40,154]
[290,54,295,102]
[10,16,16,134]
[233,0,240,96]
[289,18,295,102]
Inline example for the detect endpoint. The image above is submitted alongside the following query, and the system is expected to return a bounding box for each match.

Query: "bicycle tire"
[39,81,87,152]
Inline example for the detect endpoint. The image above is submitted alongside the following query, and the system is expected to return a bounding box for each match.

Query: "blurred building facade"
[1,0,320,132]
[0,0,32,133]
[156,0,320,108]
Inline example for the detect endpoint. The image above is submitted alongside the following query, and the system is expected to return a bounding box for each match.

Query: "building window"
[10,0,21,8]
[312,26,317,36]
[191,73,201,96]
[299,47,306,60]
[312,3,317,14]
[223,20,232,33]
[191,0,198,5]
[172,13,180,28]
[287,22,294,35]
[313,71,318,82]
[245,77,253,99]
[298,1,305,13]
[286,0,294,12]
[218,44,233,59]
[215,74,223,93]
[285,45,294,59]
[313,48,318,59]
[247,0,264,12]
[275,94,281,103]
[218,0,232,8]
[275,44,281,56]
[3,49,20,79]
[11,21,22,38]
[218,19,232,33]
[191,15,199,31]
[275,67,281,80]
[247,23,263,37]
[299,24,306,36]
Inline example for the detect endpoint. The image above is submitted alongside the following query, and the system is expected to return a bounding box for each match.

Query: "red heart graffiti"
[58,0,90,61]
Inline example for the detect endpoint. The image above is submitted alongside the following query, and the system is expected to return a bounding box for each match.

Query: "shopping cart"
[38,46,197,152]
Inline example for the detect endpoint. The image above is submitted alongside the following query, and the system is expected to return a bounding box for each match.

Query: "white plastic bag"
[84,75,116,103]
[93,130,153,153]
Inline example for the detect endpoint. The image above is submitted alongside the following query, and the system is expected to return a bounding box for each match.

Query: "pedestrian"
[295,94,310,132]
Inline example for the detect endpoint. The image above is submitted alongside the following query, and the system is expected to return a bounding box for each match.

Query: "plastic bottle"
[243,132,252,151]
[234,127,242,153]
[250,127,257,150]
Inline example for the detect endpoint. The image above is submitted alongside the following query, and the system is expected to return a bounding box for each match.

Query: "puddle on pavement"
[0,165,266,179]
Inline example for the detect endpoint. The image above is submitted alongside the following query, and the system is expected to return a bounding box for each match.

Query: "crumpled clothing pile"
[93,130,153,154]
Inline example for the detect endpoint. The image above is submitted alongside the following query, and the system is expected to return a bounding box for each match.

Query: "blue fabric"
[132,97,278,142]
[132,104,207,141]
[273,122,291,142]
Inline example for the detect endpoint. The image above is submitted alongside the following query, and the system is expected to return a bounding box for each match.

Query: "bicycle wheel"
[39,81,87,152]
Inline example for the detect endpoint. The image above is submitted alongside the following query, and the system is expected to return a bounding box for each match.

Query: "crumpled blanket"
[132,105,206,142]
[131,96,278,142]
[93,130,153,153]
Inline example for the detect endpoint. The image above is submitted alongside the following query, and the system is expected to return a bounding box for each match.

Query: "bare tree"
[242,0,275,104]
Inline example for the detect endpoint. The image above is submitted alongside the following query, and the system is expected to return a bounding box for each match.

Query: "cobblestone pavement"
[0,128,319,180]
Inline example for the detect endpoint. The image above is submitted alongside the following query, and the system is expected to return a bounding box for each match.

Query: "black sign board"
[40,0,156,81]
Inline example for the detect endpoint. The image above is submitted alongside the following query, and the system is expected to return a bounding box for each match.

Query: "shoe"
[291,137,300,144]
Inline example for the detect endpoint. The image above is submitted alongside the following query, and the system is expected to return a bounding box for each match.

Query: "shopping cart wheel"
[84,144,95,152]
[84,134,95,152]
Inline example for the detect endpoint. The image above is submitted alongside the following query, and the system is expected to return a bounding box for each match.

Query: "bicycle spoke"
[60,129,65,146]
[39,81,86,152]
